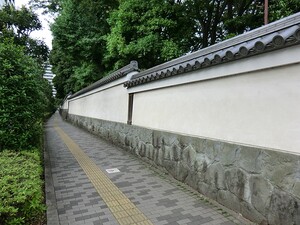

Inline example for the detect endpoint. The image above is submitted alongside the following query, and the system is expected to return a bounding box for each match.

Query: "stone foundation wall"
[59,109,68,120]
[66,114,300,225]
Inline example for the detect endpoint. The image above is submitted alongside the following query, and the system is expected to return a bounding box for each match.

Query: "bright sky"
[15,0,53,49]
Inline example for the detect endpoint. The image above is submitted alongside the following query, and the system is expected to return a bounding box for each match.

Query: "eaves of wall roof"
[68,61,139,99]
[124,12,300,88]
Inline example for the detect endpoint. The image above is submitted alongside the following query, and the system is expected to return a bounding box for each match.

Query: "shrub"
[0,149,45,225]
[0,39,54,151]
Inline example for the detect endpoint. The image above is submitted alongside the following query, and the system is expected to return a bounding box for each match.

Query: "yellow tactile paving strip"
[54,125,153,225]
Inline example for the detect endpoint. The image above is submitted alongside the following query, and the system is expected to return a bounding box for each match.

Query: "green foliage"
[269,0,300,21]
[0,4,50,225]
[70,63,100,93]
[29,0,62,14]
[0,4,54,150]
[0,149,45,225]
[186,0,300,47]
[223,1,264,35]
[50,0,118,99]
[0,5,41,35]
[106,0,194,70]
[0,39,53,150]
[48,0,300,97]
[39,71,57,119]
[0,5,49,66]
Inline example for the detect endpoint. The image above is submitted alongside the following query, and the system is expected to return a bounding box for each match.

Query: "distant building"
[43,64,57,96]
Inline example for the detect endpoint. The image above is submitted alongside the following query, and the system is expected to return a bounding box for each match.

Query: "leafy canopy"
[106,0,194,70]
[0,5,49,65]
[0,150,45,225]
[0,5,55,151]
[48,0,300,98]
[0,39,53,150]
[50,0,118,99]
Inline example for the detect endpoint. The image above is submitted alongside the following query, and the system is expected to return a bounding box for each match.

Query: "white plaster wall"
[129,45,300,94]
[132,63,300,154]
[61,100,68,109]
[69,84,128,123]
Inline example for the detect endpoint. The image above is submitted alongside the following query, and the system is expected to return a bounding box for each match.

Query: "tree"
[48,0,300,98]
[0,5,49,65]
[0,39,52,150]
[0,5,55,150]
[50,0,118,98]
[29,0,61,14]
[185,0,300,49]
[268,0,300,21]
[222,0,300,38]
[106,0,194,70]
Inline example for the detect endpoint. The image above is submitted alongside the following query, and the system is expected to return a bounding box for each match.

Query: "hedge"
[0,39,55,151]
[0,150,45,225]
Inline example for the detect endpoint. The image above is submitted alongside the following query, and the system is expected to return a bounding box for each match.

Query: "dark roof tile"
[125,13,300,88]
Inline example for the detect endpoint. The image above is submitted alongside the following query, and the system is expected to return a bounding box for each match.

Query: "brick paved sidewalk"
[44,113,253,225]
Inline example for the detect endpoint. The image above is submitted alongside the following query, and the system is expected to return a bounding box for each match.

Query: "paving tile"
[44,113,251,225]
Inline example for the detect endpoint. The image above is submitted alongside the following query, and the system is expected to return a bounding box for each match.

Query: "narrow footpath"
[44,113,251,225]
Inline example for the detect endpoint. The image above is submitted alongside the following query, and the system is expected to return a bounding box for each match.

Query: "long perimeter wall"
[131,51,300,153]
[61,14,300,225]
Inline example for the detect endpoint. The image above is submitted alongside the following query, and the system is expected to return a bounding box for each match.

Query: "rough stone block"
[204,163,226,190]
[240,201,266,224]
[135,126,152,144]
[171,143,182,161]
[194,154,208,180]
[152,131,163,148]
[198,181,217,200]
[263,150,297,175]
[155,148,164,166]
[292,181,300,197]
[178,135,193,149]
[204,139,216,162]
[161,132,179,146]
[203,139,224,164]
[262,152,298,193]
[119,133,126,146]
[224,168,249,201]
[163,145,172,160]
[267,188,300,225]
[130,136,138,149]
[219,143,239,166]
[176,162,189,182]
[249,175,273,216]
[182,145,197,168]
[124,135,130,147]
[217,190,241,213]
[185,171,199,190]
[145,143,154,159]
[238,146,263,174]
[190,138,206,154]
[164,160,177,177]
[138,141,146,157]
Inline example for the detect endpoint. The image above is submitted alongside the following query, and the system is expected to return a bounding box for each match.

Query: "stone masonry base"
[65,114,300,225]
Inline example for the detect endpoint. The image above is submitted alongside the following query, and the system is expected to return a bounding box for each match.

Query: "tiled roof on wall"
[69,61,138,99]
[124,13,300,88]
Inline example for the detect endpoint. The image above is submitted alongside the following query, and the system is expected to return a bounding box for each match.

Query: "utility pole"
[264,0,269,25]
